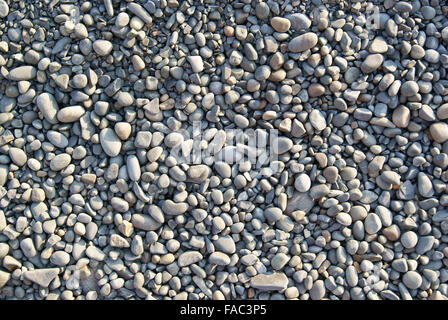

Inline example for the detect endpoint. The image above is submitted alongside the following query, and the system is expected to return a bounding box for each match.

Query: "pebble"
[369,37,388,53]
[272,137,293,154]
[360,54,383,73]
[178,251,203,267]
[310,110,327,131]
[416,236,435,255]
[250,273,288,291]
[0,0,9,18]
[209,252,231,266]
[86,246,106,261]
[323,166,338,183]
[127,2,152,24]
[436,104,448,120]
[126,155,141,181]
[340,167,357,180]
[187,165,210,183]
[310,280,326,300]
[50,251,70,266]
[403,271,423,290]
[308,84,325,97]
[401,81,419,97]
[9,147,27,166]
[131,214,161,231]
[0,271,10,289]
[187,56,204,73]
[336,212,352,226]
[116,12,130,28]
[162,200,188,215]
[270,17,291,32]
[114,122,132,140]
[8,66,36,81]
[294,173,311,193]
[430,123,448,143]
[264,207,283,223]
[100,128,122,157]
[288,33,318,52]
[50,153,71,171]
[271,253,289,270]
[380,171,401,185]
[36,93,59,124]
[57,106,85,122]
[392,106,410,128]
[47,131,69,148]
[287,13,311,30]
[93,40,113,56]
[418,172,434,198]
[23,268,59,287]
[365,213,382,234]
[401,231,418,249]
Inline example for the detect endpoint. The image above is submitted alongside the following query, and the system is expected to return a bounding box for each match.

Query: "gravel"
[0,0,447,302]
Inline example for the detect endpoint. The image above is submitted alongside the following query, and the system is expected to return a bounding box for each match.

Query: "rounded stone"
[340,167,357,180]
[272,137,293,154]
[178,251,202,267]
[71,74,88,89]
[50,153,72,171]
[288,33,318,52]
[271,253,289,270]
[270,17,291,32]
[209,252,231,266]
[255,2,270,19]
[392,106,410,128]
[9,147,27,166]
[114,122,132,140]
[360,54,383,73]
[401,231,418,249]
[310,280,326,300]
[93,40,113,56]
[369,37,388,53]
[436,104,448,120]
[323,166,338,183]
[294,173,311,192]
[0,0,9,18]
[57,106,85,122]
[349,206,368,221]
[421,6,436,20]
[234,114,249,128]
[429,123,448,143]
[401,81,419,97]
[402,271,422,290]
[336,212,353,226]
[161,200,188,215]
[264,207,283,223]
[308,84,325,98]
[8,66,37,81]
[364,213,382,234]
[410,45,425,59]
[115,92,134,106]
[126,155,141,182]
[287,13,311,30]
[116,12,130,27]
[47,131,69,148]
[50,251,70,266]
[100,128,122,157]
[164,132,184,148]
[187,56,204,73]
[36,93,59,124]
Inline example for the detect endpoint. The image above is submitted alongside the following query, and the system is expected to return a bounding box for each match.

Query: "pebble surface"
[0,0,447,302]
